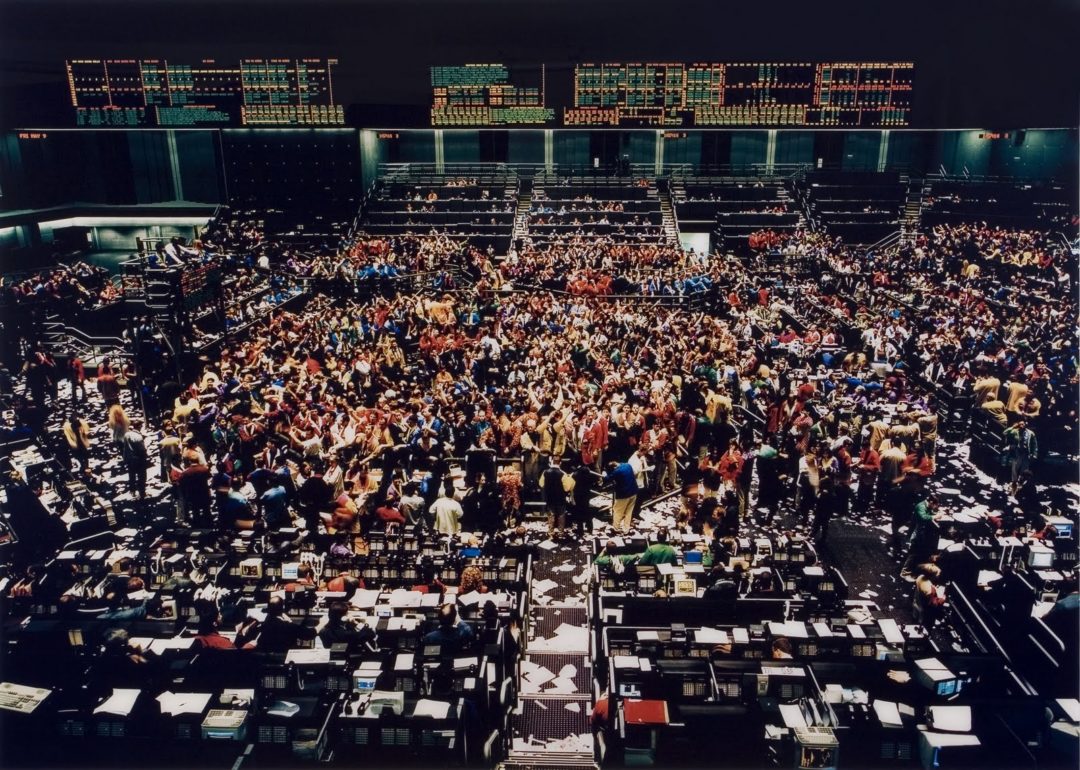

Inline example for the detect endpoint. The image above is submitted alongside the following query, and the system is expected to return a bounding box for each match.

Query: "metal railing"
[864,231,903,254]
[667,162,813,180]
[501,282,706,309]
[41,318,130,361]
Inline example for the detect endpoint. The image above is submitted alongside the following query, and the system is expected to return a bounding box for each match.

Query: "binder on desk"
[623,699,669,725]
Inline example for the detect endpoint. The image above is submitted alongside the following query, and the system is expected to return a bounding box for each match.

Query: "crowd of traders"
[0,260,117,310]
[6,213,1074,603]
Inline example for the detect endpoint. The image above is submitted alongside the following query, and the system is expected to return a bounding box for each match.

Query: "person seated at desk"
[637,528,680,566]
[703,563,747,601]
[284,563,317,593]
[93,628,154,688]
[459,565,489,595]
[912,563,946,626]
[193,599,256,650]
[374,497,407,527]
[771,637,794,660]
[318,600,375,651]
[218,476,257,531]
[411,564,446,595]
[254,596,317,653]
[423,603,475,654]
[594,528,680,569]
[748,568,780,595]
[98,577,152,621]
[324,572,364,600]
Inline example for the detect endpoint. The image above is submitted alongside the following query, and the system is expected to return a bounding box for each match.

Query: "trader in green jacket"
[594,528,680,568]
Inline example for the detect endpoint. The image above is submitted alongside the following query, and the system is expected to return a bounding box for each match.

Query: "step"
[510,697,594,755]
[501,754,596,770]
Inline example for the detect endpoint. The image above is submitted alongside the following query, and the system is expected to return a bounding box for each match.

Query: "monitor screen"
[1029,550,1055,569]
[619,683,642,698]
[936,679,960,697]
[355,677,377,693]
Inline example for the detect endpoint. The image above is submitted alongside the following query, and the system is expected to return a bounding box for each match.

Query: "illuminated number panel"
[65,59,345,128]
[560,61,913,128]
[431,64,555,127]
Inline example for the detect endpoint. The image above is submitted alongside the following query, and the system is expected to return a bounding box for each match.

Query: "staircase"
[659,186,681,246]
[900,176,928,245]
[504,537,597,770]
[511,176,533,250]
[777,183,808,231]
[41,314,128,367]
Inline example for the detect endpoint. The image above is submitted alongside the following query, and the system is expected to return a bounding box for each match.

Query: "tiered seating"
[359,167,519,254]
[798,170,905,243]
[527,173,665,245]
[672,176,800,249]
[923,177,1075,230]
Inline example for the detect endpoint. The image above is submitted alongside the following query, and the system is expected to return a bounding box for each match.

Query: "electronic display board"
[65,58,345,127]
[565,61,912,127]
[429,61,912,128]
[431,64,554,126]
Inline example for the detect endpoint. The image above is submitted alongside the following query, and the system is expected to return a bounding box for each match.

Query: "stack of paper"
[695,627,730,644]
[157,691,212,717]
[929,705,972,733]
[873,700,904,727]
[413,699,451,719]
[94,688,140,716]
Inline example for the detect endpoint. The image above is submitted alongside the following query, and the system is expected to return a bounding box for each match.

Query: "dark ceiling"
[0,0,1077,128]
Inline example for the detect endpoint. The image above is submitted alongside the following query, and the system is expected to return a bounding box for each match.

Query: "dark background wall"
[0,130,225,210]
[220,129,359,219]
[1,127,1075,215]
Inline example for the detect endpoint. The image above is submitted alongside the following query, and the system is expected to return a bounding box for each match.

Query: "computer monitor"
[1042,515,1073,539]
[354,677,377,694]
[618,683,642,698]
[281,563,300,580]
[935,678,962,697]
[914,658,962,696]
[1028,547,1054,569]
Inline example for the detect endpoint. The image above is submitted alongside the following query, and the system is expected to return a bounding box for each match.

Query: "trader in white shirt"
[429,489,463,535]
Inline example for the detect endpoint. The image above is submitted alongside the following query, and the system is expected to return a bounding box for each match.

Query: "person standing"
[98,370,121,412]
[62,413,92,471]
[1003,420,1037,492]
[177,457,213,526]
[520,418,542,495]
[755,435,783,524]
[430,488,463,536]
[855,439,881,512]
[68,355,86,404]
[542,458,568,534]
[901,494,941,578]
[831,436,853,518]
[121,419,149,499]
[570,460,595,536]
[605,460,638,532]
[810,478,838,544]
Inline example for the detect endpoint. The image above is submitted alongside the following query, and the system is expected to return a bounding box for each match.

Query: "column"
[165,130,184,201]
[878,130,890,172]
[433,129,445,173]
